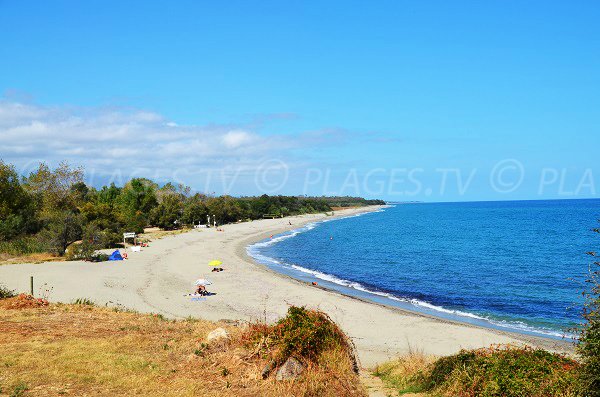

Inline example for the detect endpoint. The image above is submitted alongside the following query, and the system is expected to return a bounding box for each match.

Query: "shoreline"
[236,206,574,355]
[0,206,574,367]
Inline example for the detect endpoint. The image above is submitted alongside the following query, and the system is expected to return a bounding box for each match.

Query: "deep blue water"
[248,199,600,338]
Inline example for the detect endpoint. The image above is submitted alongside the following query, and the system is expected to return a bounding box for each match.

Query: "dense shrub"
[577,225,600,396]
[243,306,358,372]
[431,346,578,396]
[376,345,579,397]
[0,236,48,256]
[273,306,352,363]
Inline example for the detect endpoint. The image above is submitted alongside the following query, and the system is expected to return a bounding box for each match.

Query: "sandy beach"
[0,206,571,368]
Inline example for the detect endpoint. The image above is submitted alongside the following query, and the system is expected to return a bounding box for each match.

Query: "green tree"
[150,193,184,229]
[156,182,190,202]
[0,160,37,240]
[207,196,245,224]
[97,183,122,207]
[24,161,84,214]
[70,181,90,206]
[79,201,122,246]
[39,210,83,255]
[67,222,110,260]
[116,178,158,232]
[578,223,600,396]
[23,162,85,255]
[182,194,209,226]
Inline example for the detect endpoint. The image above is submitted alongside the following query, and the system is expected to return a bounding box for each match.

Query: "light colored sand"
[0,207,571,368]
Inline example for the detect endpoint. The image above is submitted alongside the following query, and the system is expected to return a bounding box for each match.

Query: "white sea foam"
[285,264,570,338]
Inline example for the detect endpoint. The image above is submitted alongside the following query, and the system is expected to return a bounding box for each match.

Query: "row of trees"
[0,160,383,258]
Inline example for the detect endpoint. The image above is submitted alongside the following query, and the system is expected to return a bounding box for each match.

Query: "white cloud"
[222,130,255,149]
[0,99,314,193]
[0,99,374,194]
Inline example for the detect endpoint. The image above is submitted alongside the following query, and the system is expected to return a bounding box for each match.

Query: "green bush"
[424,346,578,397]
[577,225,600,396]
[578,318,600,396]
[424,349,477,390]
[0,236,48,256]
[90,253,109,262]
[241,306,359,380]
[376,345,579,397]
[272,306,354,365]
[0,284,16,299]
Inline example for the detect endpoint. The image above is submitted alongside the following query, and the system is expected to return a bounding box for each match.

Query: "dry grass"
[0,298,366,397]
[373,349,433,396]
[0,252,65,266]
[139,228,191,241]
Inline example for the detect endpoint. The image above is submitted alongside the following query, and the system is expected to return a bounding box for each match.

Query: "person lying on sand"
[211,267,224,272]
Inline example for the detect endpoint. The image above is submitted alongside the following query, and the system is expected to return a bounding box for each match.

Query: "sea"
[247,199,600,339]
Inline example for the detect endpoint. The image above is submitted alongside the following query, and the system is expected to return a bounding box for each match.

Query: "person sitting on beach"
[195,285,207,295]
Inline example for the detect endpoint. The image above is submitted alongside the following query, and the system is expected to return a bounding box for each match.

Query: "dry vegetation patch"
[0,252,65,266]
[0,299,365,397]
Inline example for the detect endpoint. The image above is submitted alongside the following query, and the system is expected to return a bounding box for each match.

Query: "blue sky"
[1,1,599,201]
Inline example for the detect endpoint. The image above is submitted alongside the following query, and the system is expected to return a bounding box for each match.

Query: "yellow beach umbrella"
[208,260,223,267]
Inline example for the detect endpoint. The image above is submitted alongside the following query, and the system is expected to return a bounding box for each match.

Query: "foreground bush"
[274,306,357,365]
[243,306,359,377]
[578,308,600,396]
[578,225,600,396]
[375,345,579,397]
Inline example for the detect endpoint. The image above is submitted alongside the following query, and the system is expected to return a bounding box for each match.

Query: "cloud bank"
[0,100,309,191]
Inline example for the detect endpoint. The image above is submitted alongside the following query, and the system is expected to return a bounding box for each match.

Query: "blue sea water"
[248,199,600,339]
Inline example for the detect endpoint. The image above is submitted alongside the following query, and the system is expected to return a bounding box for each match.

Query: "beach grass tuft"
[373,349,433,394]
[9,382,28,397]
[72,297,95,306]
